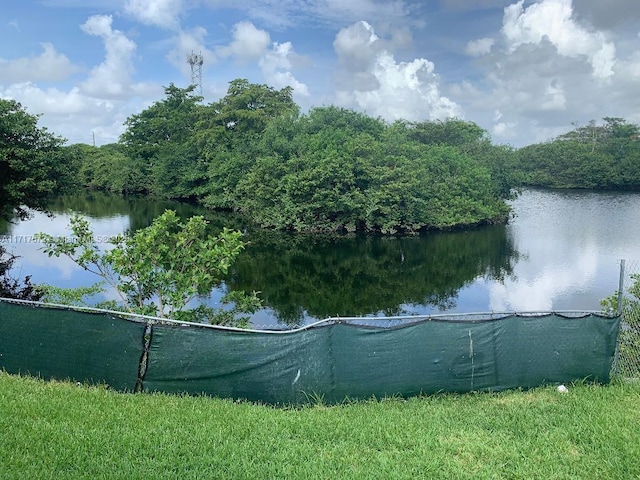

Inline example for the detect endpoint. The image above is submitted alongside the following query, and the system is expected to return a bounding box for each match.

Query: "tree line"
[516,117,640,189]
[2,82,640,235]
[70,81,514,234]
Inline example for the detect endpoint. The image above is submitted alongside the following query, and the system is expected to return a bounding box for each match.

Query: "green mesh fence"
[0,299,621,404]
[0,300,145,391]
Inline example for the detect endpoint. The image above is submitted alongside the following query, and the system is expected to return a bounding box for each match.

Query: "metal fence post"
[612,259,626,377]
[617,259,626,316]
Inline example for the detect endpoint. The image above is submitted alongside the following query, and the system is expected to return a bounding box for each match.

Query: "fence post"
[612,259,626,377]
[617,259,626,316]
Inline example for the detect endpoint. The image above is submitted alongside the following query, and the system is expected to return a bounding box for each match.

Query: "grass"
[1,372,640,479]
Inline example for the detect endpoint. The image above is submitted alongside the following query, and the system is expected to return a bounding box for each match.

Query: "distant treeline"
[67,80,515,234]
[3,81,639,233]
[516,118,640,190]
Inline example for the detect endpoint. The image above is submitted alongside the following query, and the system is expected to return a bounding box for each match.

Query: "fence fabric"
[143,314,619,404]
[0,300,145,391]
[0,299,621,404]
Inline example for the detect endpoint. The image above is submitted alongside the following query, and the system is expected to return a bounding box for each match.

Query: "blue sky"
[1,0,639,147]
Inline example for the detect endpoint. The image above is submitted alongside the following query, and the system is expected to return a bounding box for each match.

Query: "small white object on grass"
[557,384,568,393]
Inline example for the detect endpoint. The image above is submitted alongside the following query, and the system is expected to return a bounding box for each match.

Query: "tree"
[0,99,67,220]
[36,210,261,327]
[120,84,204,198]
[198,79,300,209]
[515,117,640,190]
[75,143,150,194]
[0,246,43,300]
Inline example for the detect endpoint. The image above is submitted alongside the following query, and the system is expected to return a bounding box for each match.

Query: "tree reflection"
[229,226,518,325]
[40,193,519,326]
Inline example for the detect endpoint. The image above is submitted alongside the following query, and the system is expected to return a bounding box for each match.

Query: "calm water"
[2,189,639,328]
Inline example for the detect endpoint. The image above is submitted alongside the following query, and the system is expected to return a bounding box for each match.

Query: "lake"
[2,189,639,328]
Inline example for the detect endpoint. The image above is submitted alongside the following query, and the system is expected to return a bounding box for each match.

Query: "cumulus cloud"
[124,0,184,30]
[454,0,640,145]
[334,21,461,122]
[166,26,216,80]
[0,81,124,143]
[0,14,163,145]
[215,21,309,97]
[79,15,153,99]
[501,0,616,79]
[216,21,271,61]
[0,43,81,82]
[465,37,495,57]
[259,42,309,96]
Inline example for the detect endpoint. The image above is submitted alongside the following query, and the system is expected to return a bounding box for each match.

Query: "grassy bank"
[1,372,639,479]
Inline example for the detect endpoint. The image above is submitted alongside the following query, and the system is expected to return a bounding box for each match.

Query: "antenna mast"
[186,51,204,95]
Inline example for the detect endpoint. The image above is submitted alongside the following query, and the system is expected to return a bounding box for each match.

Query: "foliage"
[0,246,42,301]
[516,117,640,190]
[0,98,67,220]
[229,108,511,233]
[75,80,514,234]
[197,79,299,207]
[602,273,640,328]
[36,283,106,308]
[120,84,204,198]
[73,143,150,194]
[35,210,261,326]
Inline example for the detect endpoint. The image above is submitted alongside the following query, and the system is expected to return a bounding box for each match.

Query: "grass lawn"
[1,372,639,479]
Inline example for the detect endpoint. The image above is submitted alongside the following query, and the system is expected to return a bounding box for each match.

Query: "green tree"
[75,143,150,194]
[407,118,487,149]
[36,210,261,327]
[198,79,299,208]
[120,84,204,198]
[231,108,510,233]
[0,99,67,220]
[516,118,640,190]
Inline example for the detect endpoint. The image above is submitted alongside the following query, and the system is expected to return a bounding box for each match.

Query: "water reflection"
[488,189,640,312]
[3,189,640,327]
[232,227,517,325]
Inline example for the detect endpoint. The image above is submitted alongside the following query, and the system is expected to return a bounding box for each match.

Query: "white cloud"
[334,20,381,72]
[124,0,184,30]
[214,21,309,97]
[79,15,152,99]
[0,80,157,145]
[259,42,309,96]
[465,37,495,57]
[216,21,271,61]
[0,14,163,146]
[453,0,640,145]
[501,0,616,79]
[0,43,81,82]
[334,21,461,122]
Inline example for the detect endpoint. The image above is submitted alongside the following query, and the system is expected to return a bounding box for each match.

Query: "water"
[2,189,639,328]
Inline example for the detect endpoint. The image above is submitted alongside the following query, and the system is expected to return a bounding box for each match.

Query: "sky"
[1,0,639,147]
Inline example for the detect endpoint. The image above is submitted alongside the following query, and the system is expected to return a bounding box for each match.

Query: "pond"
[2,189,640,328]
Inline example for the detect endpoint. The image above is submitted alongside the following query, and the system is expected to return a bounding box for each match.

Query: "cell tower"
[187,51,204,95]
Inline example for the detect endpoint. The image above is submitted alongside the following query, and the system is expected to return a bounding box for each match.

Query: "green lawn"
[1,372,639,479]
